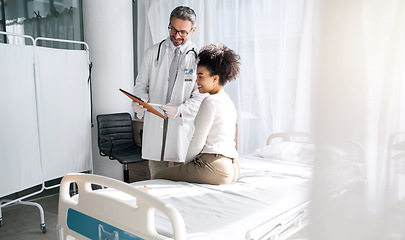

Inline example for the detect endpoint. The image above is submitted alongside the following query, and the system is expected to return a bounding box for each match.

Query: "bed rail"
[57,173,186,240]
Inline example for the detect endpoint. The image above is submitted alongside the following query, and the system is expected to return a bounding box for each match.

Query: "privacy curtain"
[310,0,405,239]
[35,46,93,181]
[0,37,92,198]
[0,42,42,197]
[137,0,313,154]
[138,0,405,238]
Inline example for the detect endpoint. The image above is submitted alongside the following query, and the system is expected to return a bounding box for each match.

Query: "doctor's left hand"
[161,103,181,119]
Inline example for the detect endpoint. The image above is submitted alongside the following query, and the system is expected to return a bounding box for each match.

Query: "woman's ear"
[213,75,220,85]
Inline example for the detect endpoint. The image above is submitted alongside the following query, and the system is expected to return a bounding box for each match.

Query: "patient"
[153,43,241,185]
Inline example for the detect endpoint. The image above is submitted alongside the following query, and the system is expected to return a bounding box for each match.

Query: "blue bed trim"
[67,208,144,240]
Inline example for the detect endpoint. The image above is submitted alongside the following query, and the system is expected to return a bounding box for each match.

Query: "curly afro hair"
[197,43,241,86]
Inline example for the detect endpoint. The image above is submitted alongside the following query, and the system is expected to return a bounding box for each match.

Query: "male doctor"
[132,6,206,178]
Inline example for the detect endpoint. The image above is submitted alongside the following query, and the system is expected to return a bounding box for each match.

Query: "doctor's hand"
[161,103,181,119]
[132,102,147,114]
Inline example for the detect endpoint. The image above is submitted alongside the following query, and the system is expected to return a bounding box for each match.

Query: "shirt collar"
[168,37,190,53]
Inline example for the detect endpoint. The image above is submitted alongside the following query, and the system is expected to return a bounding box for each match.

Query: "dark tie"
[166,48,181,103]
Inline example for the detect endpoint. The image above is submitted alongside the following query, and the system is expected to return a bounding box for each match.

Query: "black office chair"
[97,112,144,183]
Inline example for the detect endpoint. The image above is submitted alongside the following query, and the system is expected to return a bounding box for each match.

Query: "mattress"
[59,133,365,240]
[96,154,360,240]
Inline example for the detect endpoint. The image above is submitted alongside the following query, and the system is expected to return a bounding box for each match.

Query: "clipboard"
[119,88,167,120]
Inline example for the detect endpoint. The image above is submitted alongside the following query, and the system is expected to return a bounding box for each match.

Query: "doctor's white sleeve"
[133,48,154,102]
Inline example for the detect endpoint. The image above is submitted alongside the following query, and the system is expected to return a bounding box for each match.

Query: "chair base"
[124,164,129,183]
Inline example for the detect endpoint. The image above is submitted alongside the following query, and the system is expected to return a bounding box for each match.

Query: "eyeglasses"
[168,26,193,38]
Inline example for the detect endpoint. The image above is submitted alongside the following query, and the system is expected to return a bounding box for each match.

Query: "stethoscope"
[154,39,197,67]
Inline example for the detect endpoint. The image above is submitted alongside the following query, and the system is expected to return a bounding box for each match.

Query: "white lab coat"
[134,38,206,162]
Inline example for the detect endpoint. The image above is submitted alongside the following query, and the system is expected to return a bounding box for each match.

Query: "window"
[0,0,83,48]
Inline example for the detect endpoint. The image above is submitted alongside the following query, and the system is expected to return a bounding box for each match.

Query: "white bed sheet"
[121,155,315,240]
[89,152,363,240]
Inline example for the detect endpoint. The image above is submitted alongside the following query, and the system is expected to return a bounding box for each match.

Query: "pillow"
[254,142,316,164]
[255,142,348,165]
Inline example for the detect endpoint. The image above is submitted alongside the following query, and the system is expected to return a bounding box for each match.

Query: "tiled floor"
[0,161,150,240]
[0,194,59,240]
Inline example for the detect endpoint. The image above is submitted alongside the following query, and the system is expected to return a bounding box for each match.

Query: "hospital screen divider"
[0,31,93,232]
[0,33,42,199]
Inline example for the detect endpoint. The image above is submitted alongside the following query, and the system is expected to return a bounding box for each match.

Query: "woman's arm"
[185,99,215,163]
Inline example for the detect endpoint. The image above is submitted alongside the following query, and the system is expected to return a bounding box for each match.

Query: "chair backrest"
[97,113,136,155]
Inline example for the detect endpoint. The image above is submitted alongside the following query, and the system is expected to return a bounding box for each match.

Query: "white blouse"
[185,90,238,163]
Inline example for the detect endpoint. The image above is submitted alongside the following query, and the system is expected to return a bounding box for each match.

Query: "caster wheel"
[40,223,47,233]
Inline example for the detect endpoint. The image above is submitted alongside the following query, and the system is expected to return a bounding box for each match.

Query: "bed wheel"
[0,219,3,227]
[40,223,47,233]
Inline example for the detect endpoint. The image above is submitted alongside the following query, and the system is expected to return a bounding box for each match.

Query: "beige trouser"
[153,153,240,185]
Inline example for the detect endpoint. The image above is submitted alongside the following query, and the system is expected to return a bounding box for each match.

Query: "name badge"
[184,68,194,81]
[184,68,194,73]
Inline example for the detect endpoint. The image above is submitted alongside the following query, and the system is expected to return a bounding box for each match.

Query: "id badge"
[184,68,194,81]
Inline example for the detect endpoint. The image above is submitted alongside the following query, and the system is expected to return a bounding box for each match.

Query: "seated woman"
[153,43,241,185]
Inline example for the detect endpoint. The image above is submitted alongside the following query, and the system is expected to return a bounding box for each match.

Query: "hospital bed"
[57,132,365,240]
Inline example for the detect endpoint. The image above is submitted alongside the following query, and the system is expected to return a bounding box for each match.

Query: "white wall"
[83,0,135,181]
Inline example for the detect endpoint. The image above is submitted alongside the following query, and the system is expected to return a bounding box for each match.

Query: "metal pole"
[0,0,7,43]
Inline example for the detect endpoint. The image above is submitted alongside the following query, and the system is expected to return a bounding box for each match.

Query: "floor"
[0,161,150,240]
[0,194,59,240]
[0,161,309,240]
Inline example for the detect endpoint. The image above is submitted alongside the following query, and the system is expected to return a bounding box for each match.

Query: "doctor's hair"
[170,6,197,27]
[197,44,241,86]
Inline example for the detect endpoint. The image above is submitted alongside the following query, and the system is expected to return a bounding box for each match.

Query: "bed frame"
[57,173,187,240]
[57,132,365,240]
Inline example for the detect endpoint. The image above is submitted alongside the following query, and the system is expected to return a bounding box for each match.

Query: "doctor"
[132,6,206,178]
